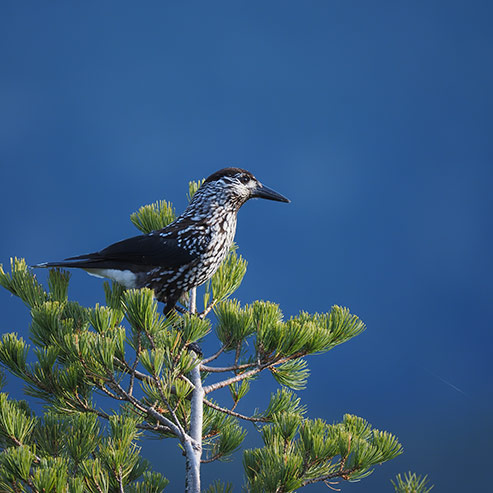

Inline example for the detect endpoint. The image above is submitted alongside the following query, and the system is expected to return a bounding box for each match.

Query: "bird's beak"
[252,183,290,203]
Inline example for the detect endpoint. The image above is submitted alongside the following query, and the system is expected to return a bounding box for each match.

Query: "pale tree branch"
[202,352,307,394]
[201,453,222,464]
[198,300,216,319]
[117,469,124,493]
[151,373,187,437]
[115,357,153,384]
[77,400,169,433]
[234,341,241,367]
[108,375,184,439]
[9,435,42,464]
[203,365,264,394]
[99,385,126,401]
[137,422,172,433]
[201,344,226,364]
[201,361,256,373]
[74,397,111,421]
[203,398,267,423]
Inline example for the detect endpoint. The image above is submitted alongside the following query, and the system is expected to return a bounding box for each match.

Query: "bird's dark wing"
[35,233,198,272]
[65,234,197,269]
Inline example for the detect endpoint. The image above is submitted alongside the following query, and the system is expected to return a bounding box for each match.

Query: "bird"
[35,168,290,314]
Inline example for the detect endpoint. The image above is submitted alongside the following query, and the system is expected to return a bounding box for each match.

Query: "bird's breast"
[209,214,237,252]
[194,214,237,280]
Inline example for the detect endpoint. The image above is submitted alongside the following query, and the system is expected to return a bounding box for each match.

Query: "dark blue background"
[1,1,492,491]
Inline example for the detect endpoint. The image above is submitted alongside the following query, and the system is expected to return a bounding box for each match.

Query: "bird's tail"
[32,255,100,269]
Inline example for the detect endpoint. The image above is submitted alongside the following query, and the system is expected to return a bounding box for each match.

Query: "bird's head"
[198,167,290,210]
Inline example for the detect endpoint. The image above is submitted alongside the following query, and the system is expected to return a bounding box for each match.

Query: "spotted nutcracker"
[35,168,290,313]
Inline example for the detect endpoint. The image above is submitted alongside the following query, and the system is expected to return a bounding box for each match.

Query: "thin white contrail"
[420,366,468,396]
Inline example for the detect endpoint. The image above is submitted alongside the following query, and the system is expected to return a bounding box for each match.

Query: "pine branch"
[203,399,267,424]
[300,467,359,486]
[201,345,226,364]
[84,475,105,493]
[117,469,125,493]
[234,342,241,367]
[203,365,264,394]
[136,422,172,433]
[200,362,256,373]
[203,353,306,394]
[200,453,222,464]
[152,373,187,437]
[60,392,167,435]
[98,385,126,401]
[115,358,153,384]
[198,301,216,319]
[109,376,182,439]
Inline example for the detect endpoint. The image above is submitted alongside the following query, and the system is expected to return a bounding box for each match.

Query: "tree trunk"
[185,288,203,492]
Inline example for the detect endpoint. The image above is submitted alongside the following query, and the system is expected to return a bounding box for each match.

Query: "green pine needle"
[203,480,234,493]
[127,471,170,492]
[48,268,71,303]
[262,389,307,419]
[214,299,254,349]
[391,472,434,493]
[0,333,29,379]
[207,246,247,307]
[123,288,168,337]
[0,445,36,482]
[0,257,47,308]
[130,199,176,234]
[188,179,205,202]
[0,393,36,446]
[270,359,310,390]
[103,281,126,313]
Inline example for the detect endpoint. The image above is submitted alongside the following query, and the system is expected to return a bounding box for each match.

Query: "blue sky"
[1,1,492,491]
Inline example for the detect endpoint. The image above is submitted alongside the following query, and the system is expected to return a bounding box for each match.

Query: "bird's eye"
[240,175,250,184]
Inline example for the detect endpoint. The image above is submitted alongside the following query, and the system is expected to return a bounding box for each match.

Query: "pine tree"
[0,180,414,492]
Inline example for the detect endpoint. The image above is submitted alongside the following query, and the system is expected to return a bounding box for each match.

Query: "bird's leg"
[171,305,188,315]
[163,304,175,317]
[162,292,182,317]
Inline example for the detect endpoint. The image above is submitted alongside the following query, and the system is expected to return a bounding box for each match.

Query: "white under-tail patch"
[84,268,138,289]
